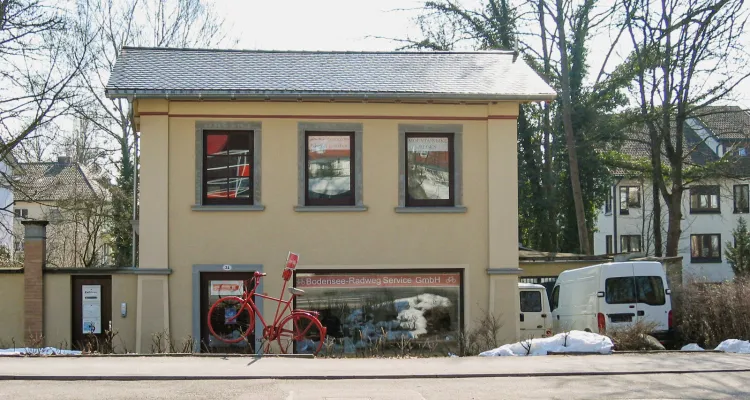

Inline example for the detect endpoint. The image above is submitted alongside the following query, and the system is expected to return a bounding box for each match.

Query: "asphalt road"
[1,372,749,400]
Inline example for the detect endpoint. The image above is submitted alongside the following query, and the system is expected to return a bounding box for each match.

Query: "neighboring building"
[594,106,750,283]
[98,47,556,353]
[13,156,110,268]
[0,148,17,258]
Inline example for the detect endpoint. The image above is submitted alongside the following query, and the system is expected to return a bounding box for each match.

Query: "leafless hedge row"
[672,278,750,348]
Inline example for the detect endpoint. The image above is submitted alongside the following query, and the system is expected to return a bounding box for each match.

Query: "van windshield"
[520,291,542,312]
[605,276,666,306]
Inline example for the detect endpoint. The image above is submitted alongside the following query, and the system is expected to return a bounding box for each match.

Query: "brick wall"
[22,221,47,344]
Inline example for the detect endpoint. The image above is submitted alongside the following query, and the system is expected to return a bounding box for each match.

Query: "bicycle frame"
[235,272,319,334]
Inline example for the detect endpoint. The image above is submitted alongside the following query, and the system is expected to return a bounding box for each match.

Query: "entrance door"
[200,272,256,353]
[72,275,112,351]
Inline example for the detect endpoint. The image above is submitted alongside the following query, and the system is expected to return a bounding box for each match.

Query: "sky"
[209,0,750,109]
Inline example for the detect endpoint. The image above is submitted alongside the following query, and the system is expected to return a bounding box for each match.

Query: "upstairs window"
[690,185,720,214]
[305,132,355,206]
[734,185,749,214]
[405,133,454,207]
[619,186,640,215]
[14,209,28,219]
[691,234,721,263]
[605,190,612,214]
[620,235,641,253]
[202,130,253,205]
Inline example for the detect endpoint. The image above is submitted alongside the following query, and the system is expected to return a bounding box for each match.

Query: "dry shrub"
[454,311,503,356]
[672,278,750,348]
[606,321,662,351]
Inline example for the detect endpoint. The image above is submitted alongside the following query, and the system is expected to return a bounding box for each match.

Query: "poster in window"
[82,285,102,334]
[210,280,244,296]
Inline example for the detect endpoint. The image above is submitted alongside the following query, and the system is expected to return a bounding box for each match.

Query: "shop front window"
[295,271,462,354]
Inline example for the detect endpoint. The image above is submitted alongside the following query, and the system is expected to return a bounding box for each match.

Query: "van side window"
[520,291,542,312]
[551,286,560,311]
[605,276,666,306]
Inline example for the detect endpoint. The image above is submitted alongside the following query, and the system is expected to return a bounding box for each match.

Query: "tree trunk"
[652,178,662,257]
[555,0,591,254]
[665,184,683,256]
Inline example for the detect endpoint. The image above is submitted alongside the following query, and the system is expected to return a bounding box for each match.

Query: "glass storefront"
[294,271,462,355]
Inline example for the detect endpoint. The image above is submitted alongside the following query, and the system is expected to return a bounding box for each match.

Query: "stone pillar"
[134,99,171,353]
[487,103,521,343]
[22,220,48,344]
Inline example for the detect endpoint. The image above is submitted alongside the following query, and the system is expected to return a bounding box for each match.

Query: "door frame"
[192,264,263,353]
[71,275,113,351]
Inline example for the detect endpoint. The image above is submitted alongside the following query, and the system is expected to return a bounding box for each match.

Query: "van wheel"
[584,328,592,333]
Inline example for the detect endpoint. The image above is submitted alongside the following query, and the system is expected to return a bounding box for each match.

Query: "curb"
[2,368,750,381]
[0,353,314,359]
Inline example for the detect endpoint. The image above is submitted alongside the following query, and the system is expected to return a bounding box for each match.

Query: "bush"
[672,278,750,348]
[605,321,663,351]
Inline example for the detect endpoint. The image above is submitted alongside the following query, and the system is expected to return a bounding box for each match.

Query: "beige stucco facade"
[0,273,24,343]
[129,98,523,352]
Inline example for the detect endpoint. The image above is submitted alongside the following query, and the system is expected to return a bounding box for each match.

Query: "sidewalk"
[0,353,749,380]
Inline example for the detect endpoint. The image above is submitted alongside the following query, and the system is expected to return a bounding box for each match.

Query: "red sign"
[296,273,460,289]
[286,252,299,269]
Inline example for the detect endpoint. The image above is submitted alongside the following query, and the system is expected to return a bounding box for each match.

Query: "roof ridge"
[120,46,516,55]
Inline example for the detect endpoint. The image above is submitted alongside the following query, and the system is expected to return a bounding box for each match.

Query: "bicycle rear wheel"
[276,312,325,355]
[207,296,255,344]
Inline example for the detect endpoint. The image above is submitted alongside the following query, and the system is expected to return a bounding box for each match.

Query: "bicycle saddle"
[287,287,305,296]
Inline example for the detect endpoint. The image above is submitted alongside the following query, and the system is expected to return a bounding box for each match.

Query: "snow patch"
[681,343,704,351]
[479,330,613,357]
[0,347,81,356]
[715,339,750,354]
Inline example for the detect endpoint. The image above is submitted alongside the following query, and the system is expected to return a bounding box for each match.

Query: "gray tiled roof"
[15,161,105,202]
[610,122,719,176]
[105,47,556,101]
[695,106,750,140]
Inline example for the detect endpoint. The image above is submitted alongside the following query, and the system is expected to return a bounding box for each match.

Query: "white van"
[550,261,672,339]
[519,283,552,338]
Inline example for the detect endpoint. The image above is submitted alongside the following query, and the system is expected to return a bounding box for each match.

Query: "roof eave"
[104,89,557,102]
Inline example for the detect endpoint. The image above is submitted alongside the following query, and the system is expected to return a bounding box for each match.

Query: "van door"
[632,263,670,332]
[519,289,546,338]
[600,263,637,333]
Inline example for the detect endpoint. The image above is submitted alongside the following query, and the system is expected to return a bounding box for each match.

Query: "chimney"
[22,220,48,345]
[57,156,72,164]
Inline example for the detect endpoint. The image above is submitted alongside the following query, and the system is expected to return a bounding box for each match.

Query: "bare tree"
[617,0,750,257]
[0,0,93,160]
[72,0,235,268]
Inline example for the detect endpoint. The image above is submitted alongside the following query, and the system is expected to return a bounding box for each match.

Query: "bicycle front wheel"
[276,312,325,355]
[207,296,255,344]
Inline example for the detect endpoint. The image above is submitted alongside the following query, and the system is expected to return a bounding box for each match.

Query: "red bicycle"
[206,253,327,355]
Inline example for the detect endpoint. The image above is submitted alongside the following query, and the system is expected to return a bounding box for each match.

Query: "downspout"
[613,177,623,253]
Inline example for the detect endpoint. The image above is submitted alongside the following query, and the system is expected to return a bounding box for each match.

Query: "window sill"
[191,205,265,212]
[294,206,368,212]
[394,206,467,213]
[734,210,750,214]
[690,258,723,264]
[690,209,721,214]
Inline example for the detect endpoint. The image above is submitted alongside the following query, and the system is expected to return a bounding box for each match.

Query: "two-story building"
[104,47,555,353]
[594,106,750,283]
[13,156,110,268]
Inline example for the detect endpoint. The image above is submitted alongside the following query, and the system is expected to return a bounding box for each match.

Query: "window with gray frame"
[398,124,464,212]
[194,121,263,210]
[297,123,364,210]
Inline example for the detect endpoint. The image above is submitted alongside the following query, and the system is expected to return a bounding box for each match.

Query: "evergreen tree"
[726,217,750,279]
